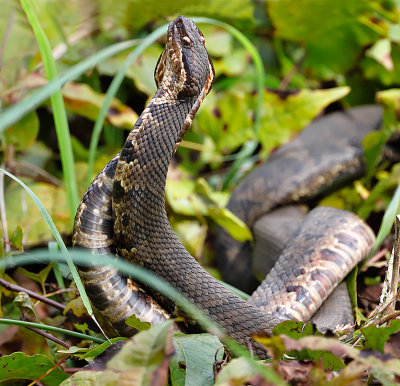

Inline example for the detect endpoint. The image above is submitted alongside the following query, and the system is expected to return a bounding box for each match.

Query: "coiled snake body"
[73,16,375,355]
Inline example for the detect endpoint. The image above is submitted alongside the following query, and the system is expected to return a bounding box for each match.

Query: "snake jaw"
[154,15,214,102]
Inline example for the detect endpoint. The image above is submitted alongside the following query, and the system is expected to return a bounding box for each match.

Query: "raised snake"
[72,16,376,356]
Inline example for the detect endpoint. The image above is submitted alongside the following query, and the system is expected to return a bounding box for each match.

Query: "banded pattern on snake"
[73,16,376,356]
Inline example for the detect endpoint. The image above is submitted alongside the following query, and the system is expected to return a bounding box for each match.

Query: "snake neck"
[112,90,195,258]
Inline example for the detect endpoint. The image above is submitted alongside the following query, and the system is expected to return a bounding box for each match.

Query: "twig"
[26,326,71,349]
[8,160,61,187]
[361,247,389,271]
[390,215,400,306]
[278,53,305,91]
[0,277,66,312]
[27,354,70,386]
[376,310,400,326]
[45,287,76,297]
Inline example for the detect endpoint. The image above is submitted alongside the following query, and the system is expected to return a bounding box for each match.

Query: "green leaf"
[1,110,39,150]
[267,0,380,77]
[17,263,53,292]
[362,320,400,353]
[107,320,174,370]
[258,87,351,155]
[125,314,151,331]
[64,297,87,318]
[272,321,323,339]
[257,333,345,371]
[79,338,127,361]
[60,371,99,386]
[215,357,284,385]
[170,220,207,260]
[63,321,175,385]
[366,38,393,71]
[5,182,70,247]
[10,225,23,250]
[208,207,252,242]
[124,45,162,95]
[14,291,38,320]
[0,352,68,386]
[170,333,224,386]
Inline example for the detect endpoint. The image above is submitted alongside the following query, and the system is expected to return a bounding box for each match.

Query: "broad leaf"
[268,0,380,77]
[170,333,224,386]
[0,352,68,386]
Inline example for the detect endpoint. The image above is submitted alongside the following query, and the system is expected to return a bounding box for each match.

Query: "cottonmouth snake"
[73,16,375,356]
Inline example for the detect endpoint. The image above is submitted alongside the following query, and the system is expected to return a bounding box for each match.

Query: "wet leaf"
[62,82,138,129]
[170,333,223,386]
[0,352,68,386]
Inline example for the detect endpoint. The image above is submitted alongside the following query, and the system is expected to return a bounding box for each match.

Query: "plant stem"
[26,326,71,348]
[0,318,106,344]
[0,277,65,311]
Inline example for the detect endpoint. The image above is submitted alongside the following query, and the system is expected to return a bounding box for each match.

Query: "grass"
[20,0,79,222]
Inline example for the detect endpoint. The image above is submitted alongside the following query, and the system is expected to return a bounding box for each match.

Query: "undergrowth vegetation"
[0,0,400,384]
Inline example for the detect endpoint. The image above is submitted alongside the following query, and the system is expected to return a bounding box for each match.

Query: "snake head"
[155,16,215,100]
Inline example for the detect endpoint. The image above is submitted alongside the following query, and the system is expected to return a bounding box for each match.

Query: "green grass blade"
[0,318,105,344]
[0,40,138,133]
[193,17,265,189]
[372,177,400,255]
[86,24,168,185]
[0,168,95,321]
[20,0,79,221]
[48,241,65,291]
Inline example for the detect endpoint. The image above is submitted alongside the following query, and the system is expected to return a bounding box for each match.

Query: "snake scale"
[73,16,375,356]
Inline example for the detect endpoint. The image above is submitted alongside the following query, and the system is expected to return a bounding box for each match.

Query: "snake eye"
[182,36,191,45]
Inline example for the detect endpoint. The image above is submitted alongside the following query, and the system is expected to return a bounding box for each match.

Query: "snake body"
[73,16,375,354]
[216,105,383,293]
